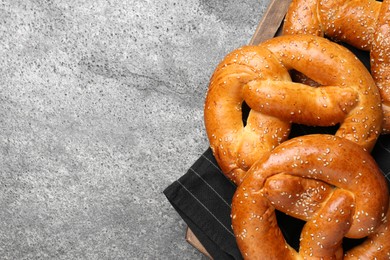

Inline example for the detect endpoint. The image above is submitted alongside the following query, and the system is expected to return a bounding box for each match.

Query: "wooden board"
[249,0,292,45]
[185,228,213,259]
[185,0,292,258]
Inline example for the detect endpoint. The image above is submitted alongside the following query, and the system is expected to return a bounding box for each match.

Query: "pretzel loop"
[231,134,389,259]
[204,35,382,185]
[283,0,390,132]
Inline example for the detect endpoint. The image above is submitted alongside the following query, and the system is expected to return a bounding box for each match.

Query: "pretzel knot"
[231,134,390,259]
[283,0,390,133]
[204,35,382,185]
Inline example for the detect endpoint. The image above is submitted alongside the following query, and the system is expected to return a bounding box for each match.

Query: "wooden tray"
[185,0,292,258]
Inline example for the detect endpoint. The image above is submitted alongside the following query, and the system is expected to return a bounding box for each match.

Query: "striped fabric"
[164,44,390,259]
[164,148,240,259]
[164,129,390,259]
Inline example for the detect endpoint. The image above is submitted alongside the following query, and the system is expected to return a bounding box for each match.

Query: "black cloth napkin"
[163,45,390,259]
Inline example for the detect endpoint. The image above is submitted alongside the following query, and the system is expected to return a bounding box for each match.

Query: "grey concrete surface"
[0,0,270,259]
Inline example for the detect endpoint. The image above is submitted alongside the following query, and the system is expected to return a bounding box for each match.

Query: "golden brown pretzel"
[371,0,390,133]
[204,35,382,185]
[264,173,390,259]
[231,134,390,259]
[283,0,390,133]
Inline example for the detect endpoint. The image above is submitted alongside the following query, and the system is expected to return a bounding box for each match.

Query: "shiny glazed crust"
[283,0,390,133]
[204,35,382,185]
[231,134,389,259]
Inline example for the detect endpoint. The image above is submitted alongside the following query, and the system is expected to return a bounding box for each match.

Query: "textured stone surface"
[0,0,270,258]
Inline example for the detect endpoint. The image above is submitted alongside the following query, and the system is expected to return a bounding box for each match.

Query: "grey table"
[0,0,271,259]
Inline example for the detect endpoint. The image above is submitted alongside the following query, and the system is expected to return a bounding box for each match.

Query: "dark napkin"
[164,45,390,259]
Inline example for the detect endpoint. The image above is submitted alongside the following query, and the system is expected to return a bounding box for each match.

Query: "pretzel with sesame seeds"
[231,134,390,259]
[283,0,390,133]
[204,34,382,185]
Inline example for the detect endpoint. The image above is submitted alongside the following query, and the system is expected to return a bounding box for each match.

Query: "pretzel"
[371,0,390,133]
[231,134,390,259]
[204,34,382,185]
[283,0,390,133]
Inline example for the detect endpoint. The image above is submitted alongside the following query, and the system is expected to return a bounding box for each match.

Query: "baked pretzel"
[231,134,390,259]
[371,0,390,133]
[204,35,382,185]
[283,0,390,133]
